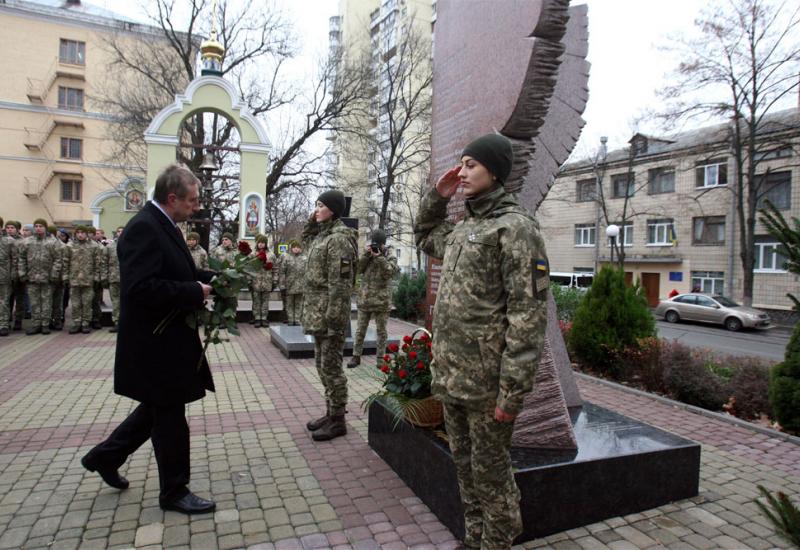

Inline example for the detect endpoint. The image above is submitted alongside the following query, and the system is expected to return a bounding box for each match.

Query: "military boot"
[346,356,361,368]
[26,326,42,335]
[13,320,21,331]
[41,325,51,335]
[312,415,346,441]
[0,328,9,337]
[69,326,81,334]
[306,409,330,431]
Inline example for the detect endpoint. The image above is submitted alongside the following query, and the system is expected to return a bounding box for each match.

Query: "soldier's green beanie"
[370,229,387,246]
[461,133,513,183]
[47,226,57,235]
[221,232,234,241]
[75,225,89,233]
[7,220,21,230]
[289,240,301,249]
[33,218,48,227]
[317,190,346,219]
[87,226,97,234]
[255,234,268,244]
[187,232,200,241]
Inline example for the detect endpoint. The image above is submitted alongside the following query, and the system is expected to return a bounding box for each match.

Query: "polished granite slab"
[269,323,399,359]
[368,400,700,543]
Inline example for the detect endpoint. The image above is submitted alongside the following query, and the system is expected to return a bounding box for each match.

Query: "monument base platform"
[368,400,700,543]
[269,324,399,359]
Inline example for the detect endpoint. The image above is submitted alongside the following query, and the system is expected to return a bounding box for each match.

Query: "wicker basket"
[404,395,444,428]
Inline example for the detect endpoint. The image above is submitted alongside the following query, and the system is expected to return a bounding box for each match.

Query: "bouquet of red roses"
[255,250,273,271]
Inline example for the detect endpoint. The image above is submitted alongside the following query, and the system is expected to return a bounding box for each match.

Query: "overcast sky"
[99,0,799,159]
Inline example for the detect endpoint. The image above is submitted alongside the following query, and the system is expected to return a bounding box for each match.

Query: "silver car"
[654,293,771,331]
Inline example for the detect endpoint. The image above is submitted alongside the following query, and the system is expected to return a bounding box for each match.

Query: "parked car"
[654,293,771,331]
[550,271,594,290]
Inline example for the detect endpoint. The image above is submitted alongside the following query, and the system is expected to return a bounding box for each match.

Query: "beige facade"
[0,1,151,233]
[538,109,800,311]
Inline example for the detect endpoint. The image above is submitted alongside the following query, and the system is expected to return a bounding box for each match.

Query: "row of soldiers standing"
[0,217,123,336]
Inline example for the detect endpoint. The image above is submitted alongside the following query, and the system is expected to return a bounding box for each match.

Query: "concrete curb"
[575,371,800,447]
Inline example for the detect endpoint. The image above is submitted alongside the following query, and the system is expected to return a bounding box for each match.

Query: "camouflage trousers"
[443,402,522,550]
[28,283,54,329]
[92,283,103,324]
[71,286,94,329]
[285,293,303,324]
[109,283,120,324]
[313,333,348,416]
[251,290,270,322]
[0,283,10,330]
[352,309,389,358]
[51,283,65,325]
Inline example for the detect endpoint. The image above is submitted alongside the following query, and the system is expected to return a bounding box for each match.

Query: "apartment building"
[537,108,799,313]
[0,0,153,233]
[328,0,433,274]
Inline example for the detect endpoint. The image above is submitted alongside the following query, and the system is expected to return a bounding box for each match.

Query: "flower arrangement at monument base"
[363,328,443,428]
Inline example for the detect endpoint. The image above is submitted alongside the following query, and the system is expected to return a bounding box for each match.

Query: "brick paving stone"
[134,522,164,546]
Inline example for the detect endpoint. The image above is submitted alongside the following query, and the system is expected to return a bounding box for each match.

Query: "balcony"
[26,57,86,103]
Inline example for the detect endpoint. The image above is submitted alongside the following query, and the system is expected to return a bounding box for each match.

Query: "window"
[576,178,596,202]
[754,238,788,272]
[611,173,635,198]
[692,216,725,245]
[673,295,696,304]
[60,179,82,202]
[60,137,82,159]
[691,271,724,294]
[574,223,595,246]
[756,171,791,210]
[58,87,84,111]
[59,39,85,65]
[755,147,793,161]
[695,295,718,308]
[647,218,675,246]
[695,158,727,188]
[648,167,675,194]
[608,222,633,247]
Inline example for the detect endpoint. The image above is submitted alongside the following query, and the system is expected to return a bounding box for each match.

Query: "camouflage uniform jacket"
[0,235,15,285]
[91,240,107,284]
[63,239,101,287]
[279,251,307,295]
[356,251,399,312]
[189,245,209,271]
[106,240,121,284]
[301,218,358,335]
[414,185,548,415]
[248,250,278,292]
[19,235,62,284]
[211,245,238,266]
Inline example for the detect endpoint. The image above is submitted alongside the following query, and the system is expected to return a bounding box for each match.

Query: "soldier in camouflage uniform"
[19,218,62,335]
[186,232,209,270]
[106,227,123,333]
[0,223,14,336]
[302,190,358,441]
[211,232,238,265]
[87,227,107,329]
[6,221,24,331]
[348,229,399,368]
[63,226,101,334]
[249,234,277,327]
[279,241,306,325]
[414,134,548,550]
[49,226,68,331]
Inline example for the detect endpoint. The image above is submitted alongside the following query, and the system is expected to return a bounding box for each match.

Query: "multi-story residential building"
[0,0,153,232]
[538,108,799,315]
[328,0,433,274]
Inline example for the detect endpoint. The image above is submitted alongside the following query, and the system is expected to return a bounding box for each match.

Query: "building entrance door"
[641,272,661,307]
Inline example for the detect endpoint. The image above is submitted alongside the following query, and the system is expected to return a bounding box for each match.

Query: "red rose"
[380,365,390,374]
[416,361,425,370]
[419,333,430,342]
[409,351,417,360]
[402,344,409,352]
[264,261,273,270]
[398,369,407,379]
[383,354,391,362]
[426,341,432,349]
[238,241,252,255]
[387,343,399,353]
[403,335,413,344]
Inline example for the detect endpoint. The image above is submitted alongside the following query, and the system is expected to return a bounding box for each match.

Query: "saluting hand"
[435,166,462,198]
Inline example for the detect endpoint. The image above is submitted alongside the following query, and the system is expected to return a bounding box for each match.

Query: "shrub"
[619,337,664,392]
[392,272,427,320]
[770,323,800,432]
[727,357,772,420]
[551,284,585,322]
[569,266,655,377]
[664,355,728,411]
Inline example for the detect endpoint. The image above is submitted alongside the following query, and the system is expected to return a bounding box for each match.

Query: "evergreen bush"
[770,323,800,432]
[392,272,427,321]
[551,284,585,322]
[568,266,655,376]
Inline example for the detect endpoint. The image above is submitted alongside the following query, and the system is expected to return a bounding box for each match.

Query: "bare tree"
[660,0,800,304]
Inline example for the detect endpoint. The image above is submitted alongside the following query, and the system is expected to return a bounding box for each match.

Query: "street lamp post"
[606,224,620,267]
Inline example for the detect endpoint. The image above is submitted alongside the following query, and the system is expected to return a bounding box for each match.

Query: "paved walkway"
[0,318,797,549]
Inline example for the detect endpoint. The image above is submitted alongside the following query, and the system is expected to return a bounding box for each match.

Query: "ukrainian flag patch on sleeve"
[533,258,549,293]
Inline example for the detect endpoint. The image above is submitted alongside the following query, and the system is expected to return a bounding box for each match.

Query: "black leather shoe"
[81,456,129,490]
[161,492,216,514]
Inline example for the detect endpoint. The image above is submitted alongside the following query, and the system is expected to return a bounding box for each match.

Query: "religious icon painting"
[243,193,262,238]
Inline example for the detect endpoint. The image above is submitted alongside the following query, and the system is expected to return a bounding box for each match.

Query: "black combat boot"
[69,326,81,334]
[26,326,42,335]
[91,320,102,330]
[53,321,63,331]
[81,326,91,334]
[312,415,346,441]
[41,325,51,335]
[0,328,8,336]
[346,356,361,368]
[108,325,118,333]
[306,409,330,431]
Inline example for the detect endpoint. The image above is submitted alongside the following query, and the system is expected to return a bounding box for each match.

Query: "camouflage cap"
[186,232,200,241]
[221,232,234,241]
[33,218,48,227]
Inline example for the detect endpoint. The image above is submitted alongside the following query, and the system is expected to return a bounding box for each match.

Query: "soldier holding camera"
[347,229,399,368]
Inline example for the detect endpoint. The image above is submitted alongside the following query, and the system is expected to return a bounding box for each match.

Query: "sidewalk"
[0,318,797,549]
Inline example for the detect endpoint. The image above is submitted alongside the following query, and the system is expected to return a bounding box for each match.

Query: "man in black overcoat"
[81,164,217,514]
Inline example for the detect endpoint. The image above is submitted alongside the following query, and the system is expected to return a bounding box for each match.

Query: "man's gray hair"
[153,164,200,204]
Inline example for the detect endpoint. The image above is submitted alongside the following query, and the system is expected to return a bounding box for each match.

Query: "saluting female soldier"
[414,133,549,550]
[301,190,358,441]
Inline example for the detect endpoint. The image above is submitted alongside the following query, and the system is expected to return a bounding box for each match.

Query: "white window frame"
[754,241,788,273]
[607,222,633,247]
[691,271,724,294]
[692,216,725,245]
[574,224,596,247]
[647,219,675,246]
[696,160,728,188]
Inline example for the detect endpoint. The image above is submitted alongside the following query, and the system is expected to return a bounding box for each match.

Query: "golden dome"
[200,31,224,62]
